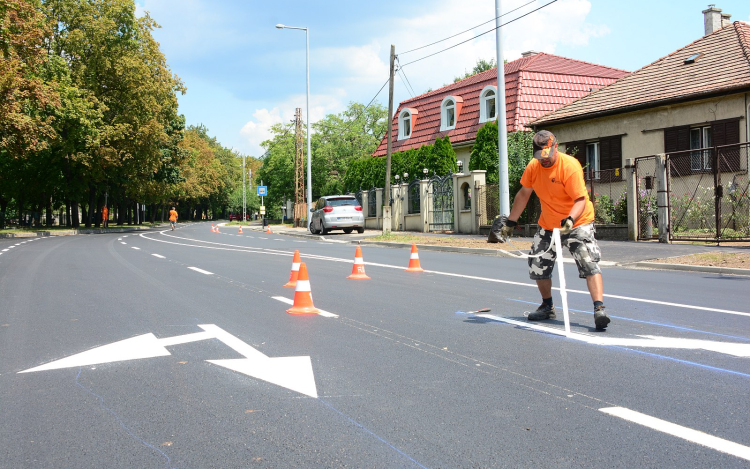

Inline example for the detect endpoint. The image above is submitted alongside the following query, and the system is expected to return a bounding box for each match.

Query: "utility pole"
[495,0,510,216]
[294,108,305,228]
[383,44,395,235]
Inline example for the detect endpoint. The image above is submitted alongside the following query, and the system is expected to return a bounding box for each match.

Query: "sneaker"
[527,303,556,321]
[594,305,610,330]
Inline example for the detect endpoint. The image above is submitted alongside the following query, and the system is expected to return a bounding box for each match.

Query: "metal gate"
[666,142,749,242]
[427,173,454,232]
[633,156,661,240]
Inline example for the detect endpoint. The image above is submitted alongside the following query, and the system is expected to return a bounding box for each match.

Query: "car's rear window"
[326,198,358,207]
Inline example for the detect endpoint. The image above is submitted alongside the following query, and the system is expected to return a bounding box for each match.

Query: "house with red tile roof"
[530,14,750,175]
[372,52,629,170]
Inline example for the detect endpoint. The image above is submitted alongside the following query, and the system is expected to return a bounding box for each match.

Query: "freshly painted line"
[120,242,126,245]
[600,407,750,461]
[2,249,7,252]
[118,238,122,241]
[271,296,338,318]
[9,246,15,248]
[258,237,267,239]
[188,267,214,275]
[151,254,165,259]
[131,247,140,250]
[140,232,749,318]
[474,314,750,357]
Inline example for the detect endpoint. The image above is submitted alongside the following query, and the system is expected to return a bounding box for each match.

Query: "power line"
[400,0,559,68]
[397,68,415,98]
[396,57,417,97]
[399,0,536,55]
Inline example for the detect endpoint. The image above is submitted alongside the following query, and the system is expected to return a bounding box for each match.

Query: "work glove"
[559,216,574,235]
[500,219,517,238]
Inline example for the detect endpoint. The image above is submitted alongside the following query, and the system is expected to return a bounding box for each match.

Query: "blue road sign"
[257,186,267,196]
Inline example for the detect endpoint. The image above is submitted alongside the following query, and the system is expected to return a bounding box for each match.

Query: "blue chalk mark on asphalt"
[506,298,750,342]
[606,347,750,379]
[75,367,176,469]
[320,398,430,469]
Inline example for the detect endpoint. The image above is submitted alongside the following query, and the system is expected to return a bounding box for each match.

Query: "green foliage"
[469,123,533,197]
[454,59,496,83]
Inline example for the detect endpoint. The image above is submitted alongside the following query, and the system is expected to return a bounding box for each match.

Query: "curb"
[0,226,162,238]
[629,261,750,276]
[358,240,519,258]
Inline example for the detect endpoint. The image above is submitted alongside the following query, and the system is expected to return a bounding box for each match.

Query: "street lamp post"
[276,23,312,230]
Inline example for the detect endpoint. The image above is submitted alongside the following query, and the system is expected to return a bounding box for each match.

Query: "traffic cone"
[215,225,220,233]
[283,250,302,288]
[266,225,273,234]
[405,243,424,272]
[347,246,370,280]
[211,224,215,232]
[286,263,318,315]
[238,225,243,234]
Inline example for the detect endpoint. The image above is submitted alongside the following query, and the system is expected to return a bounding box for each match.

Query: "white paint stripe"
[600,407,750,461]
[139,232,749,318]
[188,267,214,275]
[131,247,140,250]
[2,249,8,252]
[120,242,126,245]
[271,296,338,318]
[151,254,165,259]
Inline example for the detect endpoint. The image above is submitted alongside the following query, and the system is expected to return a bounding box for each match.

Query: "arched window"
[398,108,417,140]
[440,96,462,131]
[479,86,497,123]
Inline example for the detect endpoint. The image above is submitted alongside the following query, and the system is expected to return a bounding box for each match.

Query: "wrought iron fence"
[667,142,749,242]
[427,173,454,232]
[408,177,421,214]
[367,186,376,218]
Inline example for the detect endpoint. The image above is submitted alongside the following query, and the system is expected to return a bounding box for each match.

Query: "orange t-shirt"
[519,152,594,231]
[102,207,108,220]
[169,210,178,222]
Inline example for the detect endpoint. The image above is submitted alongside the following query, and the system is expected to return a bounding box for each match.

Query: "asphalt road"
[1,223,749,468]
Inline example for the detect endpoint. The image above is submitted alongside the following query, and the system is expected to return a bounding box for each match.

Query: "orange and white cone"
[283,250,302,288]
[238,225,243,234]
[286,262,318,315]
[215,225,220,233]
[347,245,370,280]
[266,225,273,234]
[211,224,216,232]
[405,243,424,272]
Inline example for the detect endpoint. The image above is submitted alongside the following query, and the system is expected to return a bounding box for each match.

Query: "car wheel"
[357,227,365,234]
[343,228,353,234]
[319,221,329,235]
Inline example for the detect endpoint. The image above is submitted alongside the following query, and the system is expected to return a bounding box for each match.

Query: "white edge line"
[600,407,750,461]
[271,296,338,318]
[188,267,214,275]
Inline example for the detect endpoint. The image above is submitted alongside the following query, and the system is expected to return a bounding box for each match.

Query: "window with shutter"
[665,125,692,177]
[564,141,586,167]
[599,136,622,181]
[712,118,740,172]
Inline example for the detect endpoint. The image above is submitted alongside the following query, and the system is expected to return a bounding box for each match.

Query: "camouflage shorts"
[528,223,602,280]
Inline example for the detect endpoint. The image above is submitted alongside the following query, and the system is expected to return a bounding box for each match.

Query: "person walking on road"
[169,206,178,231]
[498,130,610,330]
[101,205,109,228]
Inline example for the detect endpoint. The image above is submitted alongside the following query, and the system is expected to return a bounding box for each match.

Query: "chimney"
[702,4,732,35]
[521,50,538,58]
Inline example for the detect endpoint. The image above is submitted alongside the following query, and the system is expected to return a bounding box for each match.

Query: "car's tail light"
[354,205,362,211]
[323,206,334,213]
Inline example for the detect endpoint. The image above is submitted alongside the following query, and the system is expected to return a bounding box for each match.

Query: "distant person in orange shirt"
[102,206,109,228]
[169,207,178,230]
[499,130,609,330]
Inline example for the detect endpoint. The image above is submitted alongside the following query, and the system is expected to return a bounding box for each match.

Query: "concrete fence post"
[625,158,638,241]
[656,153,670,244]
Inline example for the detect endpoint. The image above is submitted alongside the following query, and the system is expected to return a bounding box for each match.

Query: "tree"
[453,58,496,83]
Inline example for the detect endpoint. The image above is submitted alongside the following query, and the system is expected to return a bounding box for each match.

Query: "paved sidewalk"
[240,222,750,276]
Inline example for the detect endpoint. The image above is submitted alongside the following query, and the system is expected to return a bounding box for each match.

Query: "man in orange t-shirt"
[101,206,109,228]
[169,207,178,231]
[500,130,609,330]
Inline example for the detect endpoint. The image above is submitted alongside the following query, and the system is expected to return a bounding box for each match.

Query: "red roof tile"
[372,53,627,157]
[532,22,750,127]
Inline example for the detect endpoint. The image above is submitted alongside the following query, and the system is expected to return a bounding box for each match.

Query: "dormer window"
[398,108,417,140]
[479,86,497,123]
[440,96,462,131]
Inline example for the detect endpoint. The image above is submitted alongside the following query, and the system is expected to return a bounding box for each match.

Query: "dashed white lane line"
[120,242,126,245]
[600,407,750,461]
[151,254,165,259]
[2,249,8,252]
[131,247,140,250]
[188,267,214,275]
[271,296,338,318]
[258,237,268,240]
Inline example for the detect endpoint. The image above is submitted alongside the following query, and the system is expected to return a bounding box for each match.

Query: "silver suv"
[309,195,365,234]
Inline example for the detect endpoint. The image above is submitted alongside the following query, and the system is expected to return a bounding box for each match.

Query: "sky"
[134,0,750,158]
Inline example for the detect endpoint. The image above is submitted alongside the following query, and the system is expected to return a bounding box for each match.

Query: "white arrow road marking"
[600,407,750,461]
[19,324,317,397]
[188,266,213,275]
[475,314,750,358]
